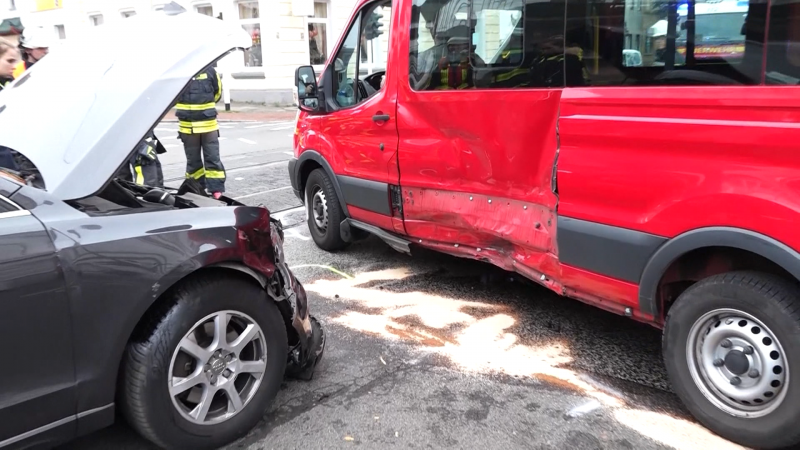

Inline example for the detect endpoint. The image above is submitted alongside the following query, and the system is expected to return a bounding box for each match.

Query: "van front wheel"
[663,271,800,449]
[305,169,348,251]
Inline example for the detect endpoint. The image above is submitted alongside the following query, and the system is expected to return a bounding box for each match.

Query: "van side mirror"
[295,65,320,112]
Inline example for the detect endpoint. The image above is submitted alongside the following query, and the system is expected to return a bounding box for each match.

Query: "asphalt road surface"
[59,120,747,450]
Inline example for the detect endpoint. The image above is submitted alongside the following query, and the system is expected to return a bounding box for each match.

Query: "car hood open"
[0,9,251,201]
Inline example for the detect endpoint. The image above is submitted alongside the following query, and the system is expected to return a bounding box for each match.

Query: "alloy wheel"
[168,310,267,425]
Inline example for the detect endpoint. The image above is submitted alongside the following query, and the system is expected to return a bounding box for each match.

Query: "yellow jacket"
[12,61,26,79]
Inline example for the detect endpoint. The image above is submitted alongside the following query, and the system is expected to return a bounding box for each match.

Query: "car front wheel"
[121,274,287,450]
[663,271,800,449]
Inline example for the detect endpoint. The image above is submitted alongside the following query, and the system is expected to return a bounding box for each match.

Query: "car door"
[395,0,566,274]
[0,193,76,447]
[312,0,401,231]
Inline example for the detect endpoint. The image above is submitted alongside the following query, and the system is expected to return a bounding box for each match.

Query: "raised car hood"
[0,10,251,201]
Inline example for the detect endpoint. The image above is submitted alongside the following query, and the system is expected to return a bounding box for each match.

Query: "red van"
[289,0,800,446]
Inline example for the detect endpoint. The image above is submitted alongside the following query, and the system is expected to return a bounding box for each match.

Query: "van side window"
[331,0,392,108]
[765,0,800,84]
[409,0,570,90]
[332,15,362,107]
[565,0,766,87]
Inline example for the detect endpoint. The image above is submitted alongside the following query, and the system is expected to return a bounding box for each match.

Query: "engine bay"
[71,177,238,216]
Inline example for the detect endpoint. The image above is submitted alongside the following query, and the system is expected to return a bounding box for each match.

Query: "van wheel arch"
[639,227,800,321]
[296,150,349,217]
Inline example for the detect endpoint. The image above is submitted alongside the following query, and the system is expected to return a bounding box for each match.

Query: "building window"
[238,1,262,67]
[55,25,65,39]
[196,4,213,16]
[308,2,329,65]
[89,14,104,26]
[121,10,136,18]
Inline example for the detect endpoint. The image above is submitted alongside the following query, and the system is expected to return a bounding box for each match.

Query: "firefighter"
[117,133,165,188]
[175,66,226,198]
[431,36,485,90]
[13,26,50,79]
[533,35,591,87]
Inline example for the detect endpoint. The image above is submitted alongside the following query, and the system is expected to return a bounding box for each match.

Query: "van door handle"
[372,114,390,122]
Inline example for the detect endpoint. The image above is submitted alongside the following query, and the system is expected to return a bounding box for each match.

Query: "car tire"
[663,271,800,449]
[305,168,348,251]
[121,274,287,450]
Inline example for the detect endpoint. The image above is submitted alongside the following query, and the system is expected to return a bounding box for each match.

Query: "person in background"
[175,66,226,198]
[0,38,20,170]
[117,132,165,188]
[13,26,50,79]
[0,37,19,90]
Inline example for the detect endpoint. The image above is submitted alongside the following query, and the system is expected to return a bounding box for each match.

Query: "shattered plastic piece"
[380,356,387,365]
[344,436,354,441]
[565,399,602,418]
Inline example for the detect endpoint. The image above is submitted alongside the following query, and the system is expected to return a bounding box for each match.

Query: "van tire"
[663,271,800,449]
[305,169,348,251]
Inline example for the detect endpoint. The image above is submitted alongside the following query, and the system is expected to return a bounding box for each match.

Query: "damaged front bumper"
[232,204,324,380]
[265,217,325,380]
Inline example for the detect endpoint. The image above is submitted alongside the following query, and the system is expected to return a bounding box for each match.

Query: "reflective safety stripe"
[134,166,144,185]
[175,102,216,111]
[187,168,205,179]
[178,119,219,134]
[439,66,469,89]
[495,67,529,83]
[214,72,222,103]
[205,170,225,179]
[194,73,209,80]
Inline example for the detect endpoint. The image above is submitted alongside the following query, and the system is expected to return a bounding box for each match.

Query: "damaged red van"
[289,0,800,446]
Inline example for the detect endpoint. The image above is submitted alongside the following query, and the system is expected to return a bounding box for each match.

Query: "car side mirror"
[295,65,320,112]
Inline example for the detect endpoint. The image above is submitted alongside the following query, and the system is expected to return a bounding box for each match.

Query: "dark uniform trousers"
[180,131,225,193]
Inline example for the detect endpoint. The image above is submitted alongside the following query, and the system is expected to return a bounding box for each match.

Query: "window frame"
[307,0,331,72]
[88,13,104,26]
[194,3,214,16]
[236,0,264,70]
[329,11,363,110]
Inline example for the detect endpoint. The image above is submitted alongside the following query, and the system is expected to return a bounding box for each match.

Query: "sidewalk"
[163,102,298,122]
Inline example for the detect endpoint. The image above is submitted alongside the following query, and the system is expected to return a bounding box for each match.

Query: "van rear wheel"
[663,271,800,449]
[305,169,348,251]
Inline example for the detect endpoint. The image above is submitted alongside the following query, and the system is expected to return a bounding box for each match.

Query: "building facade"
[0,0,360,104]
